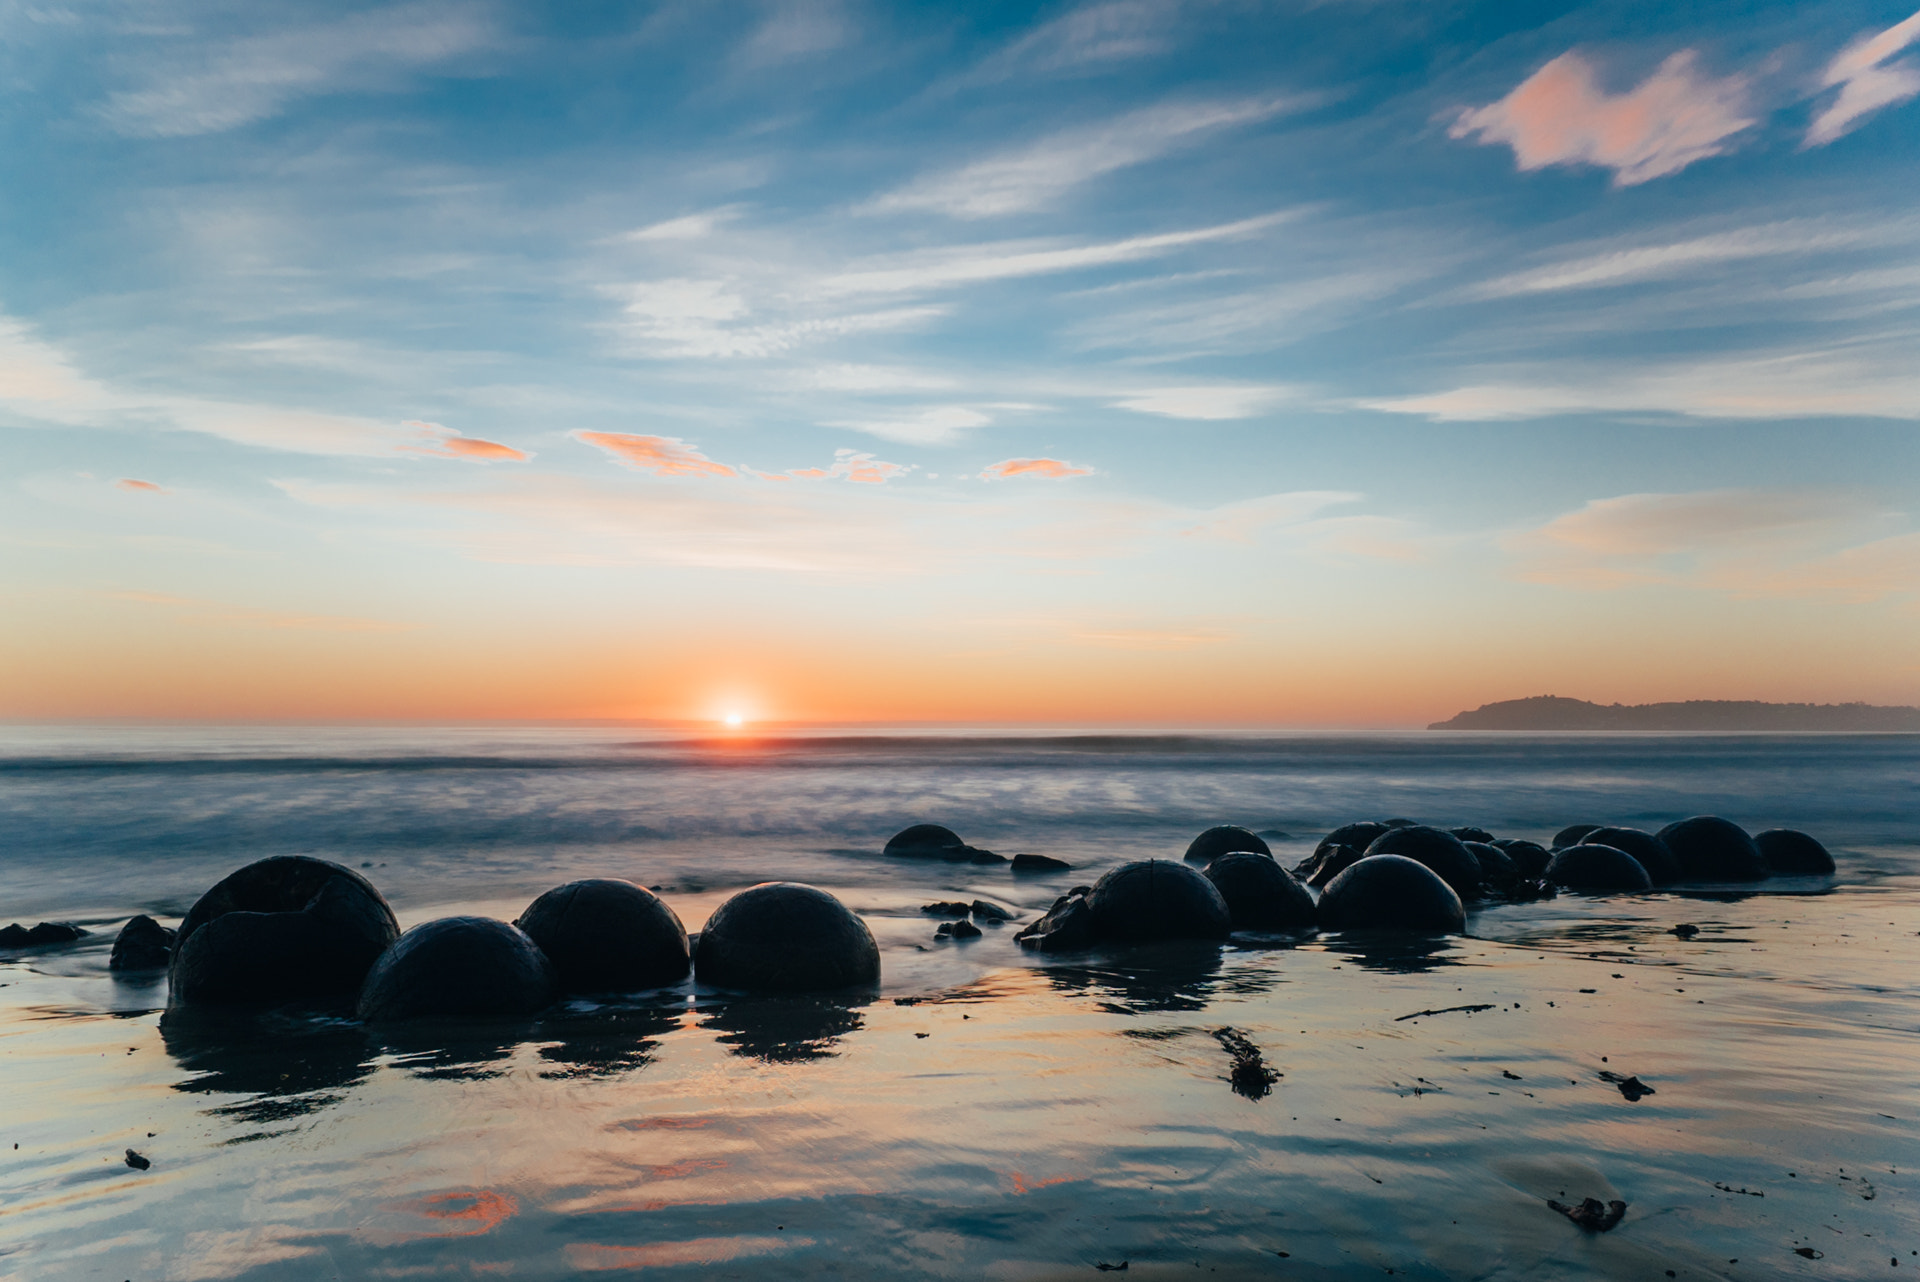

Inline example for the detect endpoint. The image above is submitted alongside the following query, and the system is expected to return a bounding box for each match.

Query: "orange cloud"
[402,419,529,462]
[782,449,911,483]
[1451,50,1753,186]
[979,457,1091,480]
[116,478,165,492]
[576,430,737,478]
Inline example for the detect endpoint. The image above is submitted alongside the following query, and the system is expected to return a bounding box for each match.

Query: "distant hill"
[1430,695,1920,731]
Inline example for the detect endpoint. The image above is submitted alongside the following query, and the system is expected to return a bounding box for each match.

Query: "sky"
[2,0,1917,726]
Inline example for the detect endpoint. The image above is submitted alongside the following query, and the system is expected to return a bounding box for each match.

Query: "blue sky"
[3,0,1917,723]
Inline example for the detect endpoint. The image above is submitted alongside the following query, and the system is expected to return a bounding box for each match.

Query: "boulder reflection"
[1042,941,1225,1013]
[1319,932,1458,973]
[161,1007,374,1126]
[699,993,870,1063]
[377,1021,533,1081]
[536,1004,681,1080]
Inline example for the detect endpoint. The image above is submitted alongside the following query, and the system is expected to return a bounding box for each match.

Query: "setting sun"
[724,713,744,728]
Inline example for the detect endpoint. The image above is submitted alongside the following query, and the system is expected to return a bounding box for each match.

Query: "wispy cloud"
[1178,491,1363,543]
[98,2,495,138]
[610,277,942,359]
[1451,50,1753,186]
[869,96,1305,218]
[621,208,745,242]
[819,214,1292,297]
[979,458,1091,480]
[575,431,738,478]
[1506,488,1917,602]
[786,449,913,484]
[951,0,1183,87]
[825,406,991,445]
[1364,342,1920,422]
[1465,220,1891,298]
[735,0,852,69]
[1807,9,1920,145]
[1111,385,1293,420]
[116,478,165,493]
[404,421,529,462]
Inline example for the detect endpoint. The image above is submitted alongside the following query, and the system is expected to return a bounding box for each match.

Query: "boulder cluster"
[144,858,879,1024]
[31,814,1830,1025]
[1016,815,1833,950]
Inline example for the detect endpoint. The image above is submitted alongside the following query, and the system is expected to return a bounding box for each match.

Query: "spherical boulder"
[1362,826,1483,899]
[1449,826,1496,844]
[1545,844,1654,893]
[1382,817,1418,829]
[1315,822,1390,861]
[1580,827,1681,885]
[1305,843,1366,888]
[1494,839,1553,878]
[694,883,880,993]
[357,917,556,1022]
[1754,828,1835,875]
[1464,841,1517,888]
[1657,816,1768,882]
[170,856,399,1007]
[1204,853,1316,930]
[1183,825,1271,865]
[1316,855,1465,933]
[1552,824,1601,849]
[884,823,964,855]
[516,879,690,994]
[1087,860,1231,944]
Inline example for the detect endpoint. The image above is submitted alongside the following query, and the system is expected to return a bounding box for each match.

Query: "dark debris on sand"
[1213,1027,1281,1100]
[124,1149,151,1171]
[1548,1197,1626,1231]
[1599,1071,1656,1101]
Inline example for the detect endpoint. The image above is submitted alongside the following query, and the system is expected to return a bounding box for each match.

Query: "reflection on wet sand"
[1318,931,1459,973]
[537,1003,683,1080]
[377,1021,534,1081]
[161,1007,375,1127]
[1040,941,1224,1013]
[699,993,870,1062]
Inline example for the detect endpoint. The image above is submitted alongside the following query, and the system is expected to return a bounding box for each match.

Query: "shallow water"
[2,727,1918,1279]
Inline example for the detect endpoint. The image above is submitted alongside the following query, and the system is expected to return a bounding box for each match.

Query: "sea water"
[1,726,1917,1279]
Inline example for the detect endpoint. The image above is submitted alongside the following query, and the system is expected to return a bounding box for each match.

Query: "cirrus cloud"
[979,458,1091,480]
[575,431,738,478]
[1807,9,1920,146]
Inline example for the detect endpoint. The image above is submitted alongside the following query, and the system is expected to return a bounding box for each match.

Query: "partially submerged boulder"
[1493,839,1553,879]
[1754,828,1835,875]
[1362,826,1483,899]
[109,915,176,971]
[1304,843,1366,888]
[1546,844,1654,892]
[1552,824,1602,849]
[516,879,690,994]
[1011,853,1072,874]
[884,824,1005,864]
[693,883,880,993]
[1087,860,1230,944]
[1449,826,1496,844]
[1657,816,1768,882]
[1316,855,1465,933]
[1182,825,1271,866]
[1580,827,1681,885]
[0,922,87,948]
[1204,853,1316,930]
[357,917,555,1022]
[170,856,399,1007]
[1464,841,1517,889]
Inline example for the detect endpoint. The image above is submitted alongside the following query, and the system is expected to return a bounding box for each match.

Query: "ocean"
[2,726,1917,1279]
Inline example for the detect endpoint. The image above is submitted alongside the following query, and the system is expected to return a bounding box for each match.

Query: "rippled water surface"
[2,727,1918,1280]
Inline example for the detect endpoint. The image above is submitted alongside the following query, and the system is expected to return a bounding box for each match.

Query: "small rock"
[920,901,972,917]
[969,900,1014,922]
[109,916,176,971]
[1010,853,1072,874]
[124,1149,151,1171]
[1672,923,1700,939]
[1598,1071,1655,1101]
[1,922,87,947]
[1013,889,1095,952]
[937,920,982,941]
[1547,1197,1625,1231]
